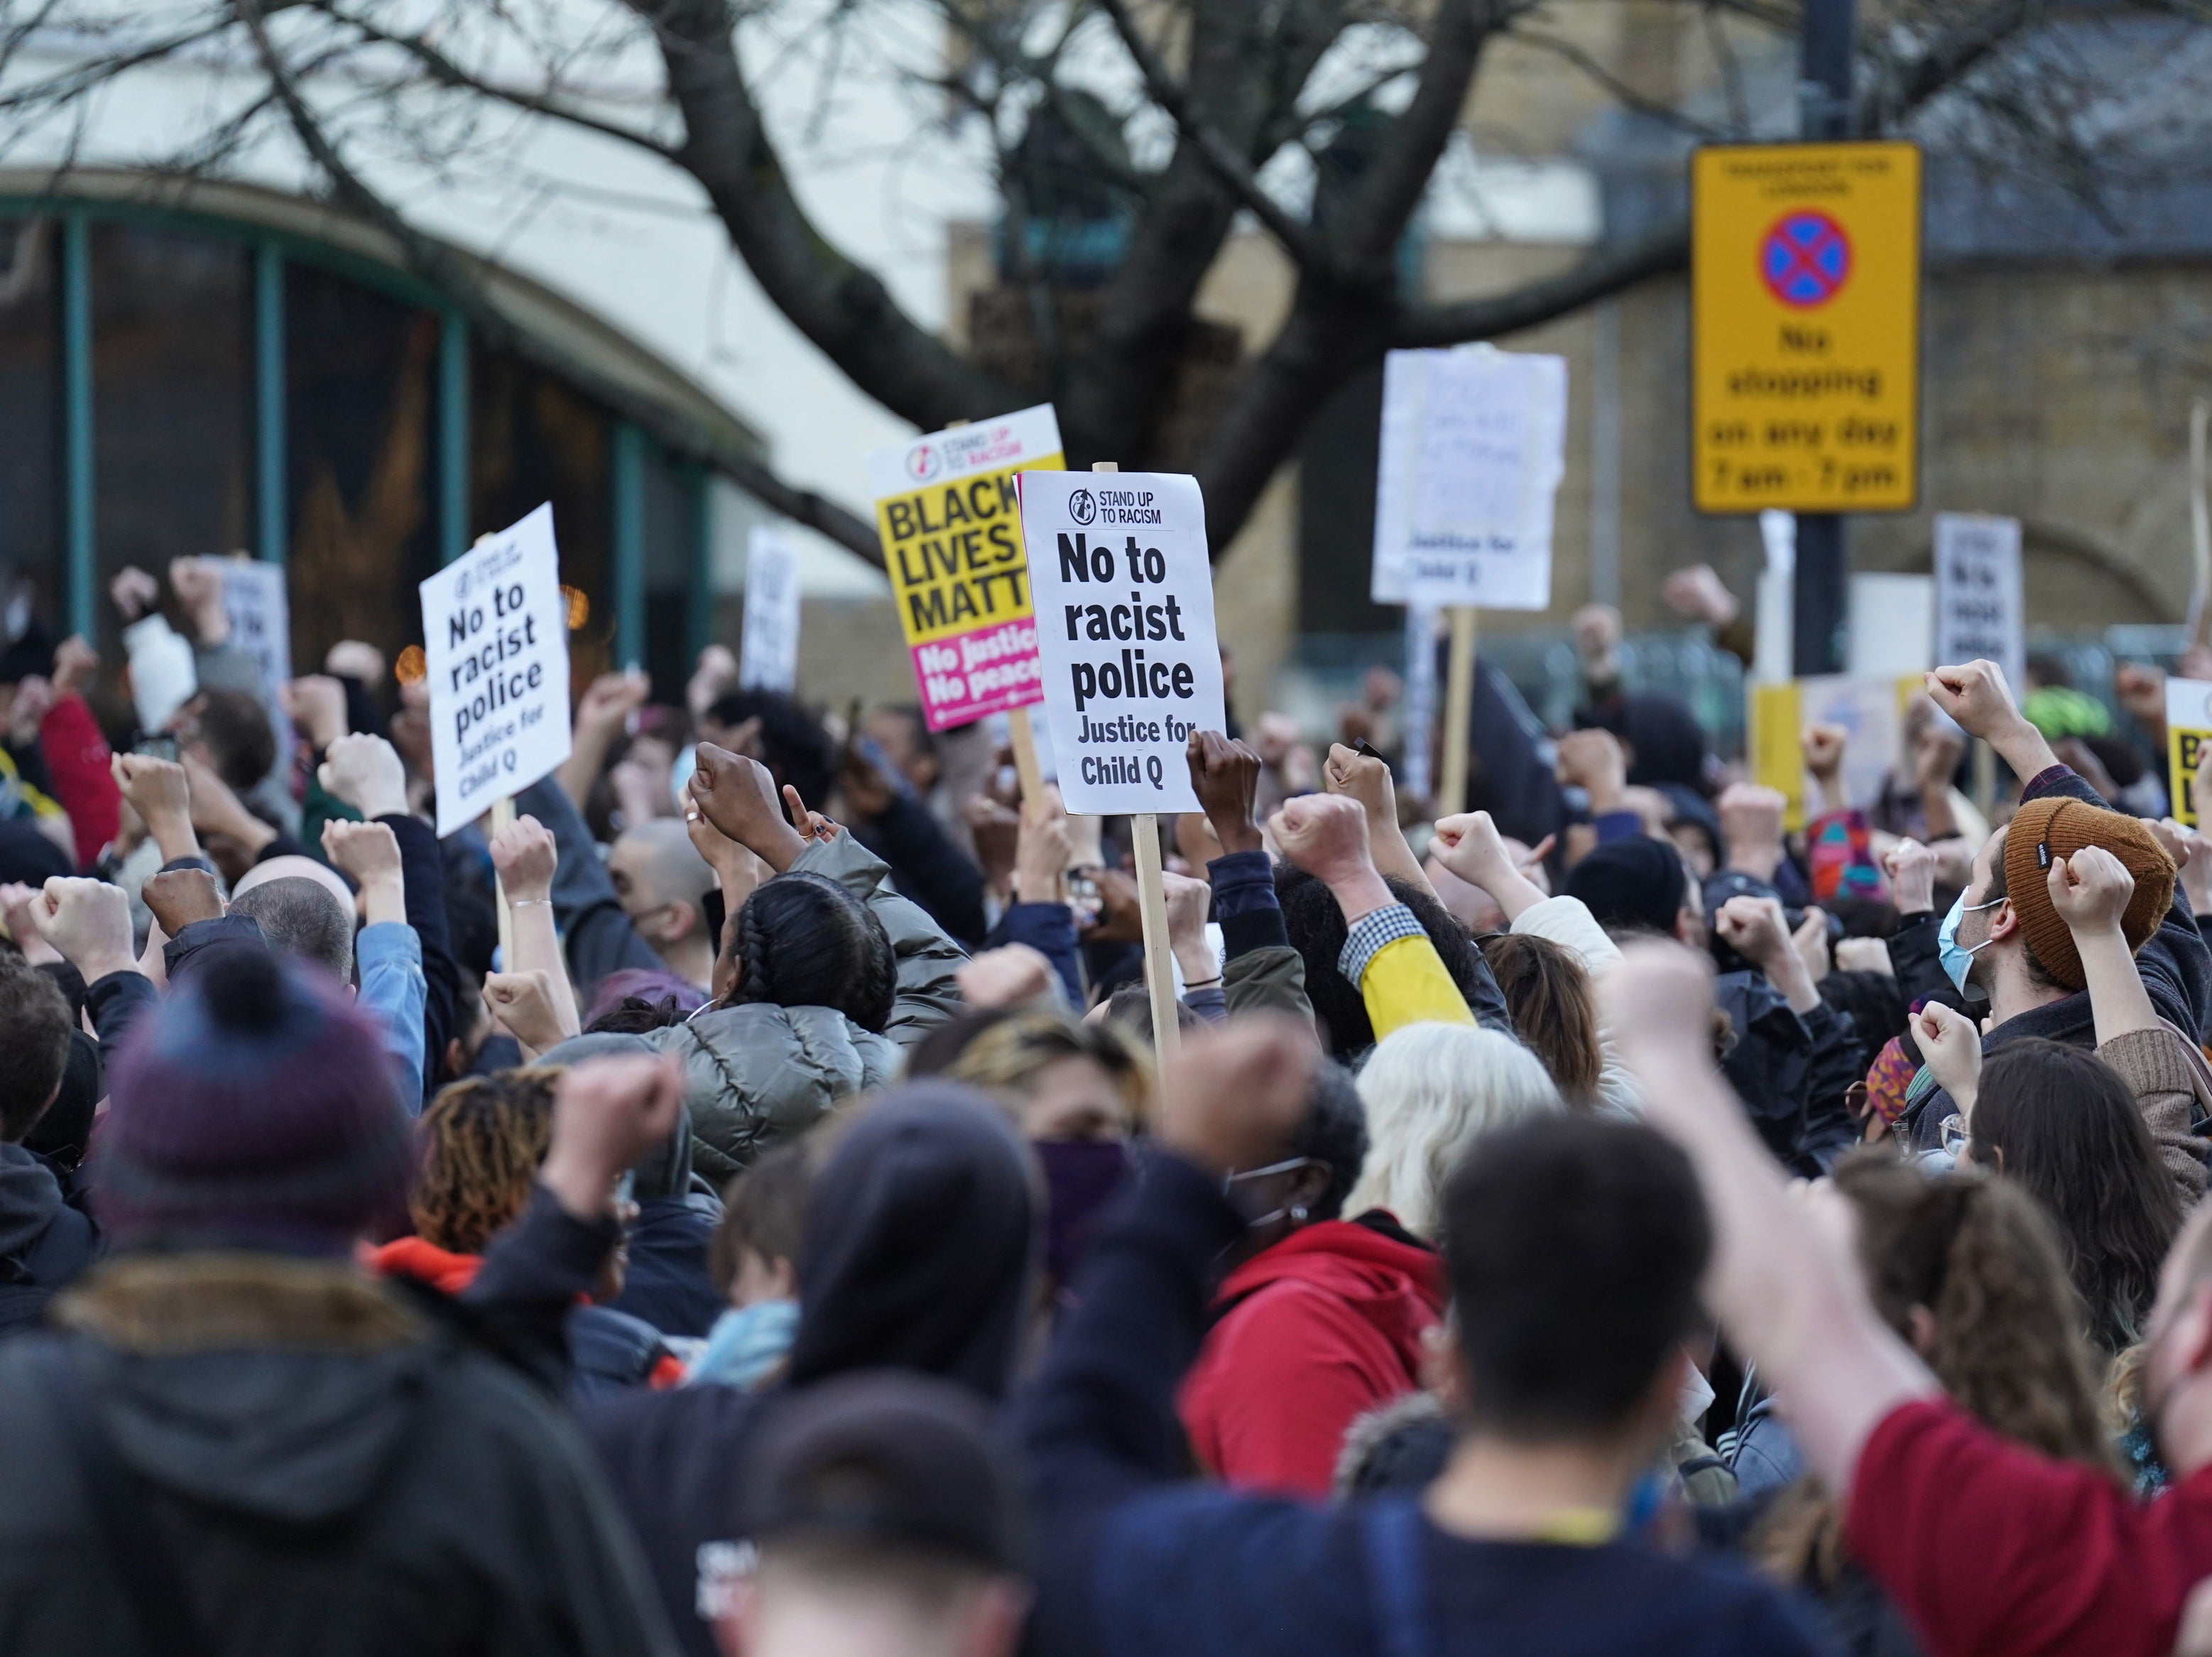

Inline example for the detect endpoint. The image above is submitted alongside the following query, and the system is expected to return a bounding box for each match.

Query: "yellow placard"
[2172,729,2208,828]
[1749,681,1808,830]
[865,406,1063,732]
[1750,674,1924,831]
[1691,142,1921,514]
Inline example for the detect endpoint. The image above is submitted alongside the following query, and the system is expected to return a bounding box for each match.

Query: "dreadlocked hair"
[1754,1152,2118,1590]
[721,871,897,1033]
[413,1066,566,1255]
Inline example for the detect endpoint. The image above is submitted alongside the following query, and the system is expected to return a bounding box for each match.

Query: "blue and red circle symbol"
[1760,211,1852,308]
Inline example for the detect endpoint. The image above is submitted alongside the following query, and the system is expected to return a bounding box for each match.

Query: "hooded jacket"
[584,1084,1035,1657]
[0,1251,677,1657]
[0,1141,97,1336]
[1177,1214,1444,1499]
[645,832,969,1182]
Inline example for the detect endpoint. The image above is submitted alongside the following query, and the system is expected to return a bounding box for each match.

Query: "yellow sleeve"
[1358,933,1478,1042]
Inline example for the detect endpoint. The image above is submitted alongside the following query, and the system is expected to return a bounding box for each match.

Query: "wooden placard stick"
[1437,606,1479,817]
[490,795,516,967]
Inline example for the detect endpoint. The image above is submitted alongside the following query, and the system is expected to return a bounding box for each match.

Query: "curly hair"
[1478,932,1601,1104]
[1276,865,1488,1058]
[1755,1152,2116,1587]
[412,1066,565,1254]
[722,871,898,1033]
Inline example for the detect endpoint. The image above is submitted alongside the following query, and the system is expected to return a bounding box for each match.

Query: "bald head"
[231,875,354,982]
[611,819,719,947]
[235,853,356,916]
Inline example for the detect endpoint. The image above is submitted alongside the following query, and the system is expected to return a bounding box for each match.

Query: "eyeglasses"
[1939,1114,1971,1158]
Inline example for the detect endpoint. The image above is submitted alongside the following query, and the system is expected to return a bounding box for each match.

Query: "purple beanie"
[97,948,415,1253]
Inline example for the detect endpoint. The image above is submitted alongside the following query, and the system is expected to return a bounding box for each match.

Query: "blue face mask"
[688,1299,799,1391]
[1937,889,2003,991]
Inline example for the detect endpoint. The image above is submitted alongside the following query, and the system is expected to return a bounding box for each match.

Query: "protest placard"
[1848,573,1933,678]
[1750,674,1921,831]
[1371,347,1567,609]
[2168,677,2212,827]
[1016,469,1226,816]
[420,503,572,837]
[739,526,802,692]
[1934,514,2023,689]
[221,560,291,694]
[868,405,1062,733]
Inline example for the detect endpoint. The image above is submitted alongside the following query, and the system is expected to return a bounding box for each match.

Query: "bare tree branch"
[229,0,883,563]
[1326,0,1519,282]
[1505,25,1729,141]
[629,0,1014,435]
[307,1,685,162]
[1064,0,1344,461]
[1863,0,2047,129]
[1093,0,1318,266]
[1393,218,1691,346]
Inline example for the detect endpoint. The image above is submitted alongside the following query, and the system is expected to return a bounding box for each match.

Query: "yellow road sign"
[1692,141,1921,514]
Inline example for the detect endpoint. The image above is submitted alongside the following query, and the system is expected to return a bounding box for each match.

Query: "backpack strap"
[1360,1499,1437,1657]
[30,1342,217,1657]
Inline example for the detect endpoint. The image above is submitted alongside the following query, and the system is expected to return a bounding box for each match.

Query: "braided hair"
[413,1066,564,1254]
[722,871,898,1033]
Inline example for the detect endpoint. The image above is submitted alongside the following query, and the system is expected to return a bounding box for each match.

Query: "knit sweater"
[2095,1026,2209,1207]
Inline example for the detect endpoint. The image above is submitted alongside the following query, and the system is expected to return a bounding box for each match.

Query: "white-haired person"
[1347,1021,1564,1240]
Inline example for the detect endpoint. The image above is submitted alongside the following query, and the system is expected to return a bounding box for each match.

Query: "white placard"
[1016,471,1226,815]
[1848,573,1934,679]
[420,503,573,837]
[1372,347,1567,610]
[1934,514,2023,689]
[739,526,802,692]
[221,560,291,692]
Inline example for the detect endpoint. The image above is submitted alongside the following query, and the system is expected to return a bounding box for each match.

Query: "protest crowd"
[15,540,2212,1657]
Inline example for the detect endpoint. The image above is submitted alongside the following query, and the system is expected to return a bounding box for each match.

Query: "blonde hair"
[940,1011,1153,1128]
[1347,1023,1562,1239]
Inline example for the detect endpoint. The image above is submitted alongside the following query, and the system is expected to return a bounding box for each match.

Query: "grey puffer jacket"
[647,832,967,1181]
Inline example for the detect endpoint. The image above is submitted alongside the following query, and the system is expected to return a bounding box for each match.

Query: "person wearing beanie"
[1563,836,1698,943]
[1893,659,2212,1153]
[1566,836,1864,1174]
[0,947,686,1657]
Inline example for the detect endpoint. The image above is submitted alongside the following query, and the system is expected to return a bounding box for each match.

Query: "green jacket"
[1224,943,1316,1029]
[646,832,966,1183]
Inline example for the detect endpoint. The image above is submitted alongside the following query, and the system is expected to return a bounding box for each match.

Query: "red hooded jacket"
[1177,1215,1444,1499]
